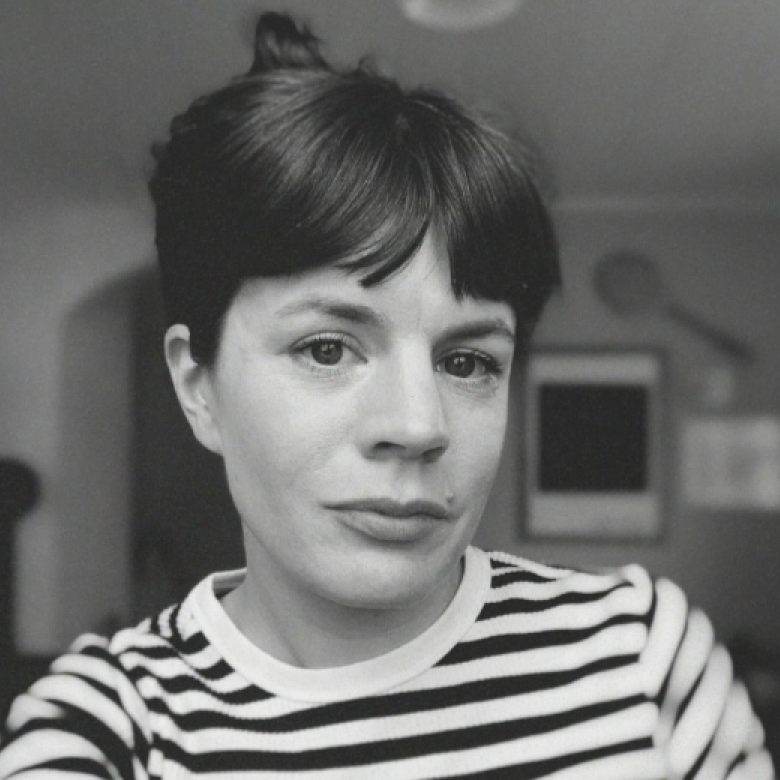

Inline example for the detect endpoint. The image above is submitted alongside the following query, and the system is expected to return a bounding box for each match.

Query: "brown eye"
[443,353,478,378]
[310,340,344,366]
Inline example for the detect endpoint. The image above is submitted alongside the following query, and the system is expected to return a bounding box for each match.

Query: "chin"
[317,546,463,613]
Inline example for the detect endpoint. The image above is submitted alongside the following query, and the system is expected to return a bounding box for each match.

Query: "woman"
[0,11,773,779]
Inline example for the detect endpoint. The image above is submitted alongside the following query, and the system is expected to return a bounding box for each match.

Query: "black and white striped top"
[1,547,774,778]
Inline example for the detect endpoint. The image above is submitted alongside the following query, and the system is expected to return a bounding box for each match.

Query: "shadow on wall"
[53,267,243,644]
[56,272,136,641]
[130,268,243,620]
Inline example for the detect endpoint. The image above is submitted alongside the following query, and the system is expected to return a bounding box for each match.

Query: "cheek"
[217,381,356,495]
[449,400,509,495]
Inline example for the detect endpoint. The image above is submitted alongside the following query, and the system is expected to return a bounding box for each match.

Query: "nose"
[358,348,450,462]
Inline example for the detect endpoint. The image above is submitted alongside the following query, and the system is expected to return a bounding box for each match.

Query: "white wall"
[1,194,151,652]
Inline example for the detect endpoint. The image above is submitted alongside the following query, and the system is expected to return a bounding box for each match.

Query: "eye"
[308,339,344,366]
[438,350,501,380]
[443,353,480,378]
[294,333,363,372]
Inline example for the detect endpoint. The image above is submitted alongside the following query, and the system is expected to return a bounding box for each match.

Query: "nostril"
[370,436,448,462]
[422,444,447,463]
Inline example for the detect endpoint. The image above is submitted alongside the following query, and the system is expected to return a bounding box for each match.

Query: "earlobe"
[164,324,223,455]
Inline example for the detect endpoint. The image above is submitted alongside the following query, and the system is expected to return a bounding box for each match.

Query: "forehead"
[228,234,516,336]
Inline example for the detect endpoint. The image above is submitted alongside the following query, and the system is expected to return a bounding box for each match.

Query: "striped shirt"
[1,547,774,778]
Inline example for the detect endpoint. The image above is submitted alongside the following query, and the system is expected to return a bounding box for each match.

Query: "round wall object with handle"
[593,250,755,364]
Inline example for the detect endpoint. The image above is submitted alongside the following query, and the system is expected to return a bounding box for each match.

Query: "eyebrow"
[275,297,389,328]
[440,320,516,344]
[275,296,516,343]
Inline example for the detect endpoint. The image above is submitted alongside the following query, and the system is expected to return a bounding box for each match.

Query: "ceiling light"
[398,0,527,31]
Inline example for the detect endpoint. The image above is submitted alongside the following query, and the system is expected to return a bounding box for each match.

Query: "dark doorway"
[131,269,243,619]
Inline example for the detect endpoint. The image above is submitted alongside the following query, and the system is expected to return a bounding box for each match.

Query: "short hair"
[149,11,560,366]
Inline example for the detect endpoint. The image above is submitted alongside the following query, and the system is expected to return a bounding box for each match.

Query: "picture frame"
[523,349,665,541]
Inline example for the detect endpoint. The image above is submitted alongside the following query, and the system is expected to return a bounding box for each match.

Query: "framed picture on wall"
[523,349,665,541]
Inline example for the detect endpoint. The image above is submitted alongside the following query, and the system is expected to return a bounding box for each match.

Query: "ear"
[164,324,223,455]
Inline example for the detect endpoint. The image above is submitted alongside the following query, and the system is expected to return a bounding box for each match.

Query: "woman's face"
[197,232,516,619]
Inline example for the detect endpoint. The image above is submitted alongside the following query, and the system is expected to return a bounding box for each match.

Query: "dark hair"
[149,11,560,365]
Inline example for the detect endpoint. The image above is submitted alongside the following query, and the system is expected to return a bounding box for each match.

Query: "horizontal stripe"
[442,621,646,671]
[155,698,653,772]
[143,660,653,752]
[433,739,659,780]
[492,569,553,586]
[479,582,634,619]
[9,757,114,779]
[490,568,625,597]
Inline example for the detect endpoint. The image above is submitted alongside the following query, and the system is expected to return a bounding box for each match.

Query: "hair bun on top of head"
[248,11,330,75]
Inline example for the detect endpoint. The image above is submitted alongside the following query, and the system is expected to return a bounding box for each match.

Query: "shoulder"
[482,549,655,622]
[1,601,197,771]
[110,598,209,660]
[3,600,202,742]
[453,550,659,672]
[96,596,219,700]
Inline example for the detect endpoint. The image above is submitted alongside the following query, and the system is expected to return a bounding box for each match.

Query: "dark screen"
[537,383,648,492]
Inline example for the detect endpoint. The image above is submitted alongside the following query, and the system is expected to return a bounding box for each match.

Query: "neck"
[221,558,463,669]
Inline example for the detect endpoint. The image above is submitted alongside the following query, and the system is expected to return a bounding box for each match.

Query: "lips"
[327,498,450,520]
[326,498,452,542]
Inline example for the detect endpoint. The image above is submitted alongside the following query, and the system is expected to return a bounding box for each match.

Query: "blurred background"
[2,0,780,741]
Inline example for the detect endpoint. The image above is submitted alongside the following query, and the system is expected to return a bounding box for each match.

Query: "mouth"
[328,498,450,519]
[326,498,452,543]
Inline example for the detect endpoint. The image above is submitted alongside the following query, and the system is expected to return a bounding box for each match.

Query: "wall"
[0,189,151,652]
[476,202,780,651]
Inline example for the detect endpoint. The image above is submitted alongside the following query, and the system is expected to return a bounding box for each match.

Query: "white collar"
[188,546,490,702]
